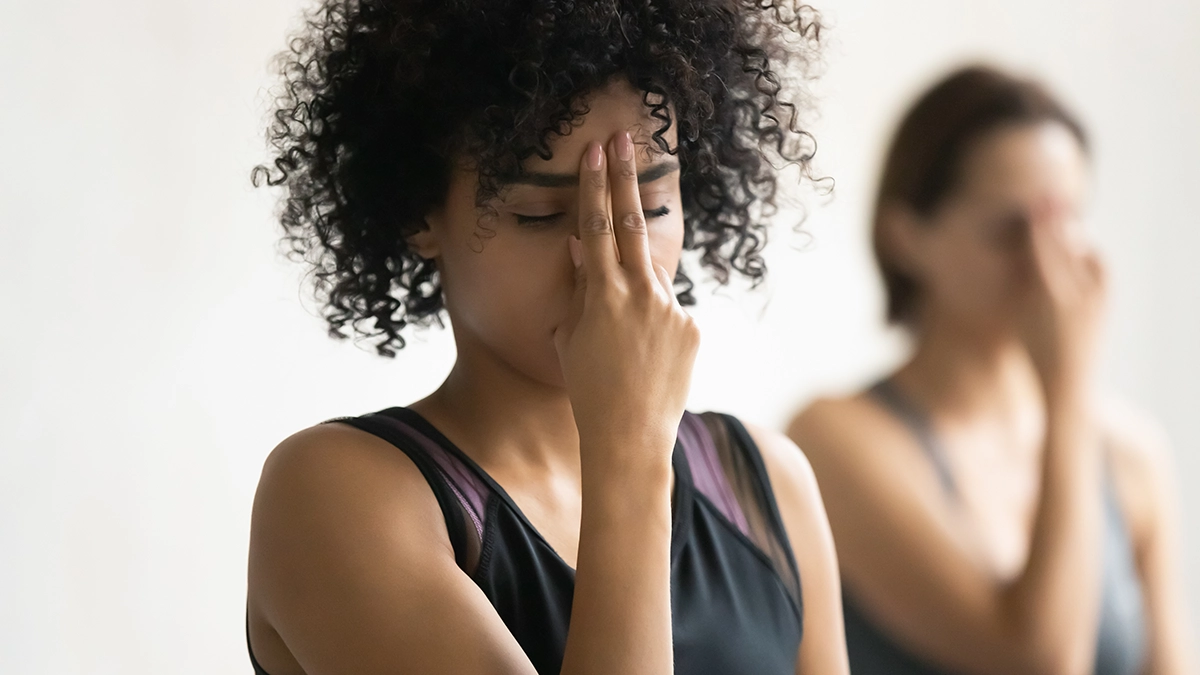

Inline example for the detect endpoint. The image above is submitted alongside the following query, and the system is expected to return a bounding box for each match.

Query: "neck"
[895,308,1039,423]
[411,331,581,476]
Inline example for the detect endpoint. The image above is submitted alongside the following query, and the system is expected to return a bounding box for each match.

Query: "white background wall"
[1,0,1196,672]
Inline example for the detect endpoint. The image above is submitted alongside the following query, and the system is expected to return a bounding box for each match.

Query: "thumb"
[568,235,588,299]
[653,263,676,301]
[569,234,585,275]
[555,236,587,353]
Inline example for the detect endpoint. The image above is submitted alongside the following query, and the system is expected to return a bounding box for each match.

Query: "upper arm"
[746,422,850,675]
[247,424,536,675]
[1102,405,1197,675]
[786,399,1041,675]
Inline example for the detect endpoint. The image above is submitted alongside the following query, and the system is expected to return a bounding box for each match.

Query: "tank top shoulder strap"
[329,409,490,574]
[677,411,803,609]
[1095,438,1150,675]
[867,379,959,498]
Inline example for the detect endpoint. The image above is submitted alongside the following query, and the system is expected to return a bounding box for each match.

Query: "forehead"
[956,122,1089,202]
[522,78,678,173]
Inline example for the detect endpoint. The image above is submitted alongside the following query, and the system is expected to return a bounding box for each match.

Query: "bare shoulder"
[247,422,454,663]
[250,418,454,563]
[251,421,449,555]
[247,420,512,674]
[788,391,899,441]
[1096,394,1173,473]
[1094,395,1178,549]
[785,392,917,477]
[256,421,434,504]
[786,394,866,440]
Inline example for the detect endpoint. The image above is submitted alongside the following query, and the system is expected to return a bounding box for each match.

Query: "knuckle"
[676,316,701,350]
[619,212,647,233]
[581,212,611,236]
[586,173,607,191]
[631,273,657,293]
[616,164,638,182]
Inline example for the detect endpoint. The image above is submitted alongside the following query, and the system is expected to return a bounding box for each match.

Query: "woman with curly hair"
[788,65,1195,675]
[246,1,849,674]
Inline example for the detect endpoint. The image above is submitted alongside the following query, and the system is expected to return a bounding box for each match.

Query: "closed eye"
[514,213,565,226]
[514,205,672,227]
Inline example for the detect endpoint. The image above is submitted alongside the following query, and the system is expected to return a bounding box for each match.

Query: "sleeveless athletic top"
[841,379,1147,675]
[248,408,804,675]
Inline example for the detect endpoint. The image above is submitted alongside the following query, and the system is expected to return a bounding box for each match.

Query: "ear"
[878,202,929,279]
[406,210,444,260]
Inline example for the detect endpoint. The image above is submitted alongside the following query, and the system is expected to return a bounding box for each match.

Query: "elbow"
[987,606,1092,675]
[1009,624,1095,675]
[1024,650,1093,675]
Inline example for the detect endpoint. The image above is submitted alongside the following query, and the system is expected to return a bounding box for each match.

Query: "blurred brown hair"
[873,64,1088,325]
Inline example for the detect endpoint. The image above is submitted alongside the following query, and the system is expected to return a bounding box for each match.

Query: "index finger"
[1027,201,1073,290]
[577,141,619,279]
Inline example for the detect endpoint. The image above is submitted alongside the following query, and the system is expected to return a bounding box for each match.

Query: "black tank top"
[248,408,804,674]
[841,380,1146,675]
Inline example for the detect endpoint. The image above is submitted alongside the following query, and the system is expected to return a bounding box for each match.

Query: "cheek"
[953,253,1013,301]
[926,233,1015,305]
[441,232,573,326]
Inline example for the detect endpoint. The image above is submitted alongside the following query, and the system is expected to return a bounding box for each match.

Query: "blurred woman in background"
[788,65,1194,675]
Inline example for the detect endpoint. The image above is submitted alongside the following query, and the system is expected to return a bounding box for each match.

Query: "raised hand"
[1018,199,1106,396]
[553,132,700,469]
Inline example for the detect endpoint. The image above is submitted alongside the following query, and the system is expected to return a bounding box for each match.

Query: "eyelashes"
[515,205,672,227]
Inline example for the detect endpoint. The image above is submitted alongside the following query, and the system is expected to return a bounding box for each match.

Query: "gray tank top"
[841,379,1147,675]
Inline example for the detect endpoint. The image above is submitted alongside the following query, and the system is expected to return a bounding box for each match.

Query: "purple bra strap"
[678,412,751,537]
[371,413,489,541]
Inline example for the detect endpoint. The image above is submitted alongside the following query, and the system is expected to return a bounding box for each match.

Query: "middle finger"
[607,131,654,277]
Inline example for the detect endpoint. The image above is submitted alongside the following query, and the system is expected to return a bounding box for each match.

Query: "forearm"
[1006,384,1104,674]
[559,441,675,675]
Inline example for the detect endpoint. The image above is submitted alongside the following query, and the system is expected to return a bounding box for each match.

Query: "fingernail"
[585,142,603,171]
[615,132,633,161]
[568,236,582,268]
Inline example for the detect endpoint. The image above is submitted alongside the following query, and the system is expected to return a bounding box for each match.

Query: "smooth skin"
[789,122,1194,675]
[248,78,849,675]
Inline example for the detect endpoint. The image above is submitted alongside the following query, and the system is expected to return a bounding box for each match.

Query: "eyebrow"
[505,159,681,188]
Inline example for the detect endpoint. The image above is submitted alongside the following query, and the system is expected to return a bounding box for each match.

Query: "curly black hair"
[254,0,822,356]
